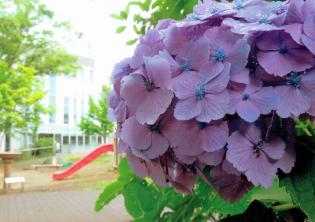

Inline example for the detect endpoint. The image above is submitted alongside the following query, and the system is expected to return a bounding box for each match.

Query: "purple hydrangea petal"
[196,91,230,122]
[172,71,202,99]
[121,116,151,151]
[144,56,172,89]
[200,121,229,152]
[136,88,174,124]
[126,148,149,178]
[211,164,254,202]
[263,138,286,160]
[142,133,169,159]
[198,149,225,166]
[275,85,310,117]
[174,97,202,121]
[120,74,146,108]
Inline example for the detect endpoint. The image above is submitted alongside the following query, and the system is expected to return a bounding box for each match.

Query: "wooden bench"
[4,177,25,193]
[32,164,63,170]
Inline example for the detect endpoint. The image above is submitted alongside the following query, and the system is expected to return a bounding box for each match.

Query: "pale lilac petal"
[244,124,261,144]
[236,100,261,122]
[205,63,231,93]
[276,146,296,173]
[230,68,250,84]
[164,121,204,156]
[177,37,209,70]
[197,91,229,122]
[226,132,254,172]
[303,0,315,38]
[301,70,315,101]
[136,88,174,124]
[172,71,202,99]
[146,159,168,187]
[284,24,303,44]
[301,35,315,55]
[226,39,251,76]
[250,87,278,114]
[164,26,188,55]
[244,153,276,188]
[143,133,169,159]
[121,117,151,150]
[120,74,146,107]
[275,86,310,118]
[198,149,225,166]
[145,56,172,89]
[126,148,149,178]
[286,0,304,23]
[257,51,308,76]
[200,121,229,152]
[173,149,197,164]
[263,138,286,160]
[174,97,202,121]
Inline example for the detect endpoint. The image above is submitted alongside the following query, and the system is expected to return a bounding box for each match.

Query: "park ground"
[0,152,132,222]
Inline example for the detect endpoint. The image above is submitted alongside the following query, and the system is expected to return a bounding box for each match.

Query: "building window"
[49,95,56,123]
[85,136,90,145]
[64,97,69,124]
[71,136,76,145]
[98,136,102,144]
[73,98,77,123]
[49,75,56,94]
[78,136,83,145]
[63,136,69,145]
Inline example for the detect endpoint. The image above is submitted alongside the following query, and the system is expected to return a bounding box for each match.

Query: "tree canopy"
[0,0,81,150]
[0,0,80,75]
[79,86,114,141]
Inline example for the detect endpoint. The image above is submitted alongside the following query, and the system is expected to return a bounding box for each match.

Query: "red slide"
[52,144,114,180]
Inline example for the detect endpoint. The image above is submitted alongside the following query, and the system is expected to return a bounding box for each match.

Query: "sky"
[41,0,137,86]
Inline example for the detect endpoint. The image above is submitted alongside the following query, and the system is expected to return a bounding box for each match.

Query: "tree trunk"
[5,130,11,152]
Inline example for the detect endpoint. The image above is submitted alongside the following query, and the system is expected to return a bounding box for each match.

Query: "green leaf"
[251,180,292,205]
[116,26,127,34]
[280,141,315,221]
[109,13,124,20]
[196,179,250,216]
[126,38,138,45]
[122,179,162,220]
[118,157,134,182]
[95,180,125,212]
[120,11,128,20]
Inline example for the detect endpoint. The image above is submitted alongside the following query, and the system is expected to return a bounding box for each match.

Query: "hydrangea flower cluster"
[108,0,315,202]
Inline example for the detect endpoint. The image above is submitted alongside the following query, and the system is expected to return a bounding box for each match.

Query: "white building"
[37,56,106,153]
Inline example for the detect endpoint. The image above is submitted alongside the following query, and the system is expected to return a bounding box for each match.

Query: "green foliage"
[0,63,45,138]
[33,137,54,148]
[96,158,259,221]
[280,136,315,221]
[79,86,114,140]
[0,0,80,75]
[111,0,197,44]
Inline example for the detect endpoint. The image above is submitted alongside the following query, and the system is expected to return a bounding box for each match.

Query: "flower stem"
[272,203,297,212]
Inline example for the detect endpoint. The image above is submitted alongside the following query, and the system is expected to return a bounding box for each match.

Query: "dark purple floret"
[279,45,288,54]
[179,63,192,71]
[198,122,208,129]
[148,122,161,133]
[145,80,155,91]
[287,72,302,88]
[214,48,225,62]
[195,85,206,100]
[242,93,250,101]
[246,57,259,72]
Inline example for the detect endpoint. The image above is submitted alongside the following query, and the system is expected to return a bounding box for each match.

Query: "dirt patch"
[0,153,118,194]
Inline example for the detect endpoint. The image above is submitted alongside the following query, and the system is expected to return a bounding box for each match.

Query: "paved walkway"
[0,191,132,222]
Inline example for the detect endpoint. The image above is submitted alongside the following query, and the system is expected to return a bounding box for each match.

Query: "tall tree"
[0,0,81,150]
[0,63,45,151]
[79,86,114,143]
[0,0,80,75]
